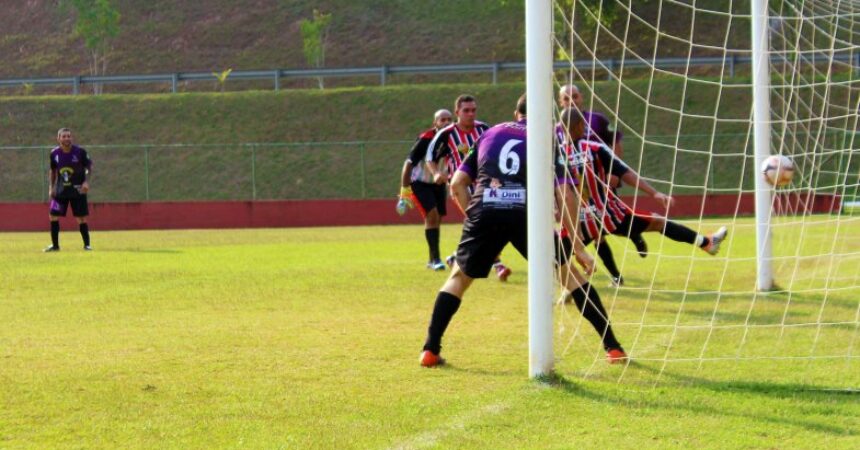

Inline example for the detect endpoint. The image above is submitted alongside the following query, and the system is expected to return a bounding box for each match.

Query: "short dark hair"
[515,94,526,116]
[560,107,584,131]
[455,94,476,111]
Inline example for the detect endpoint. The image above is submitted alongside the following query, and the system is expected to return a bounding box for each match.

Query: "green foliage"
[62,0,121,52]
[212,68,233,92]
[299,9,332,89]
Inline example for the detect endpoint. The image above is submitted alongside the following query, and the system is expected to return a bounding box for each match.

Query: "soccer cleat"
[704,226,728,256]
[495,263,512,282]
[445,253,456,269]
[430,260,446,271]
[83,245,93,251]
[609,276,624,288]
[632,234,648,258]
[420,350,446,367]
[606,348,628,364]
[43,245,60,252]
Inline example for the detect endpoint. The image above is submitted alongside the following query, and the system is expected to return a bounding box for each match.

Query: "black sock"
[79,223,90,246]
[662,221,703,246]
[50,221,59,247]
[570,283,621,350]
[423,291,462,354]
[425,228,440,262]
[596,240,621,278]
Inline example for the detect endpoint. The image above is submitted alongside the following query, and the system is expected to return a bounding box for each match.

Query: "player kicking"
[426,94,512,281]
[397,109,454,270]
[44,128,93,252]
[420,95,627,367]
[558,83,647,287]
[558,108,727,266]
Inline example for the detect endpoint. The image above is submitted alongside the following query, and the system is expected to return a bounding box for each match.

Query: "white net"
[551,0,860,388]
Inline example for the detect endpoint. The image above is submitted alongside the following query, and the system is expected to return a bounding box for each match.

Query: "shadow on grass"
[540,364,858,436]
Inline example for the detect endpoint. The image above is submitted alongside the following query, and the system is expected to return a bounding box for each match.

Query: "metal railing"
[2,53,857,94]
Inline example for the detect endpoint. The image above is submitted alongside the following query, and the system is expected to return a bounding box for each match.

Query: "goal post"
[525,0,555,378]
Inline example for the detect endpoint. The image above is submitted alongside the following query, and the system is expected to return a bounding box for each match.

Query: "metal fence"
[2,53,858,94]
[4,136,857,204]
[1,142,412,203]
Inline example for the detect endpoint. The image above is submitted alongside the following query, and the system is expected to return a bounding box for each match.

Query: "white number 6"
[498,139,522,175]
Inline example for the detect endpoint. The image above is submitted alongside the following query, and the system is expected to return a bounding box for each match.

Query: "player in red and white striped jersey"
[426,95,512,281]
[558,108,728,269]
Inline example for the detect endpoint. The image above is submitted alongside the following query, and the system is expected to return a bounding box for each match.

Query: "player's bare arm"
[450,170,472,216]
[620,167,674,209]
[556,184,595,276]
[48,168,57,198]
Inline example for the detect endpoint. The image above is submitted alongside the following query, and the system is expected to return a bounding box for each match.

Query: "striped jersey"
[426,121,489,181]
[406,127,439,184]
[561,135,632,241]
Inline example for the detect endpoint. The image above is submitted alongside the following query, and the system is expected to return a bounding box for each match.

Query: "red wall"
[0,193,841,231]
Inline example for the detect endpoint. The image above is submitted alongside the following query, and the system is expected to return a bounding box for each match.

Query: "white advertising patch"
[483,187,526,204]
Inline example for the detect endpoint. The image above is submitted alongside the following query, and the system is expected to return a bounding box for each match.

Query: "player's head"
[560,107,586,139]
[57,128,73,148]
[433,109,453,129]
[454,94,477,127]
[514,94,526,120]
[558,84,582,109]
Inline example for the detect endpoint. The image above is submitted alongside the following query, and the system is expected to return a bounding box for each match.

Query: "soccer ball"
[761,155,794,187]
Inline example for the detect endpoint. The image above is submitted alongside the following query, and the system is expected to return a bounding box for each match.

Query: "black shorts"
[581,212,651,247]
[411,181,446,217]
[50,195,89,217]
[455,209,527,278]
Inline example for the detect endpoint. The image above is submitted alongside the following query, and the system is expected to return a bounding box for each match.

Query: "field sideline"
[2,220,858,448]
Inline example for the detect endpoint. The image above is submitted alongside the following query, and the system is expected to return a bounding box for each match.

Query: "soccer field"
[2,220,858,449]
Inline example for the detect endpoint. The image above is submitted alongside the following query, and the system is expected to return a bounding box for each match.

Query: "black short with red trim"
[581,212,651,247]
[410,181,447,217]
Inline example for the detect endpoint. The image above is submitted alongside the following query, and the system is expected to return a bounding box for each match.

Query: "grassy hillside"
[2,76,856,202]
[2,1,758,85]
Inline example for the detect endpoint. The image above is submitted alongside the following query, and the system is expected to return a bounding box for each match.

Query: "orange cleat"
[606,348,628,364]
[420,350,446,368]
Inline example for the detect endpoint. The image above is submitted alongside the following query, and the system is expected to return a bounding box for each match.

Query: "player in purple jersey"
[420,95,627,367]
[44,128,93,252]
[397,109,453,270]
[559,84,647,287]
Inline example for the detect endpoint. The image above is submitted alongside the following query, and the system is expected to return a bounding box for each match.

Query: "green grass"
[2,218,858,448]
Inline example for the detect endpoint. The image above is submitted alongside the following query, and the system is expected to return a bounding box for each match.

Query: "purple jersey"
[466,119,568,213]
[50,145,92,198]
[584,111,622,148]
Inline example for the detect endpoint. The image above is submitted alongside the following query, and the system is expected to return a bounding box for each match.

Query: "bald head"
[558,84,582,109]
[433,109,453,129]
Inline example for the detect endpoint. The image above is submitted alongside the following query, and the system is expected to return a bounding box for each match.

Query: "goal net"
[550,0,860,388]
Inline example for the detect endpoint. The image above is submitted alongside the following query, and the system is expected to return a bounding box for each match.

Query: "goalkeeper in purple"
[44,128,93,252]
[419,94,623,367]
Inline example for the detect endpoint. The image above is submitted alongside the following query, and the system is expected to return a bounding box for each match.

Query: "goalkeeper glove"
[396,186,415,216]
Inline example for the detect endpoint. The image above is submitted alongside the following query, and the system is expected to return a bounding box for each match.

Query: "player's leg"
[421,212,508,367]
[556,236,626,363]
[642,214,728,255]
[412,182,444,269]
[72,196,91,250]
[595,234,623,286]
[45,199,68,252]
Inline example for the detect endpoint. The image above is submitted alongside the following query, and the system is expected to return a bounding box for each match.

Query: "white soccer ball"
[761,155,795,187]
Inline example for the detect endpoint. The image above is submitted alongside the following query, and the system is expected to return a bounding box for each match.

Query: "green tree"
[61,0,121,95]
[300,9,332,89]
